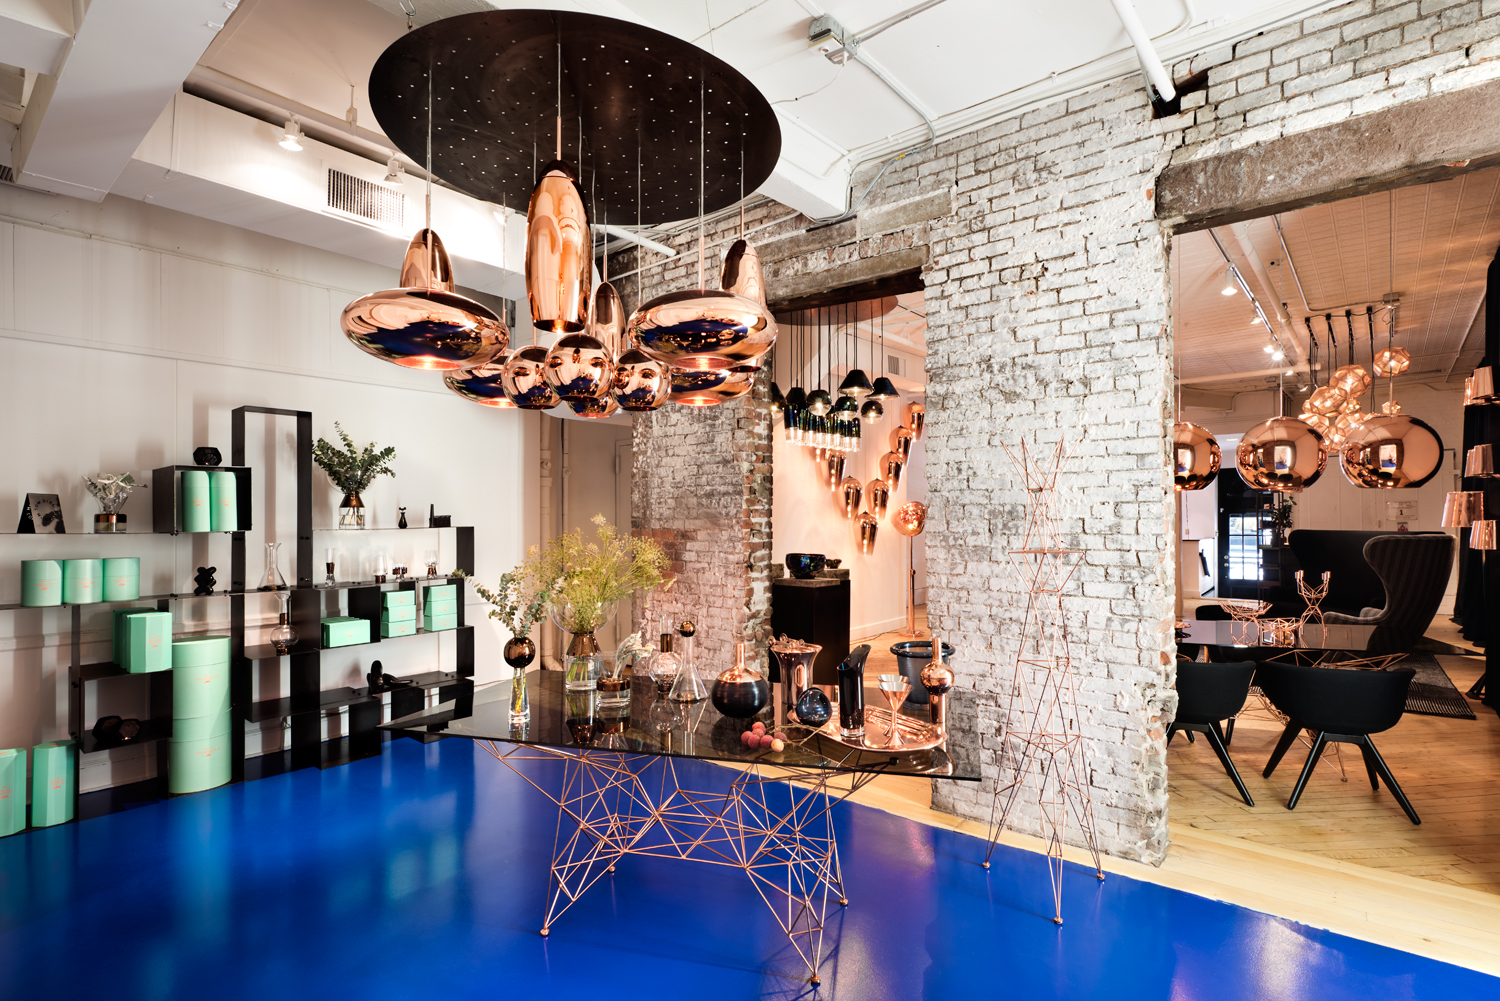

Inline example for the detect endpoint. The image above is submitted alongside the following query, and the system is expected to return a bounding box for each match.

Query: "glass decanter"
[668,620,708,703]
[259,542,286,591]
[648,633,680,694]
[324,547,336,586]
[270,591,297,655]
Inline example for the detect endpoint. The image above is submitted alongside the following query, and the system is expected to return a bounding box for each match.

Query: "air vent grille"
[887,354,903,377]
[0,165,13,184]
[326,168,403,226]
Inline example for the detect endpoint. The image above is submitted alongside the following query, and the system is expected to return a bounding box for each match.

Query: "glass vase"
[564,633,603,691]
[504,636,535,726]
[339,492,365,529]
[259,542,286,591]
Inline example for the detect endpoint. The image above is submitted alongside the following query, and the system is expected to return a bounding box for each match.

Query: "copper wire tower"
[981,438,1105,923]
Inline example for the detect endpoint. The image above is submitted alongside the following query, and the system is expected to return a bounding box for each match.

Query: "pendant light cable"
[697,75,705,291]
[555,42,562,161]
[425,58,434,281]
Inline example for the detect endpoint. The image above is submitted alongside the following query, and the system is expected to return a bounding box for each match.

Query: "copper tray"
[811,705,943,754]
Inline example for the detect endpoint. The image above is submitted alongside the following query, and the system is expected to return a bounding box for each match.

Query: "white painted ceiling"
[1173,167,1500,398]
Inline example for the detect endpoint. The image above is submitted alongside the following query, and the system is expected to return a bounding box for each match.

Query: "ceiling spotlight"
[1220,268,1238,296]
[1263,344,1275,353]
[279,116,304,151]
[383,156,404,184]
[1272,350,1284,361]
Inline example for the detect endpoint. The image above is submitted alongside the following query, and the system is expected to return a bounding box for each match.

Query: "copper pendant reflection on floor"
[1171,422,1220,492]
[881,452,904,491]
[1339,414,1444,489]
[341,229,508,371]
[630,289,776,372]
[857,512,878,554]
[527,161,591,333]
[501,344,562,410]
[611,349,670,411]
[544,333,614,401]
[866,478,890,520]
[444,351,517,408]
[840,477,863,519]
[1235,416,1328,492]
[903,402,925,438]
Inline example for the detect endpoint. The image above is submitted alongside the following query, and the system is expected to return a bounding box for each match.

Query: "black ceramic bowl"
[824,558,842,569]
[785,553,826,579]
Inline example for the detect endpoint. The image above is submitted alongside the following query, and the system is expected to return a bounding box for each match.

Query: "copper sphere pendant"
[568,395,621,419]
[526,160,591,333]
[501,344,561,410]
[880,452,905,491]
[866,478,890,520]
[444,351,517,408]
[1235,416,1329,492]
[628,289,776,372]
[341,229,508,370]
[893,501,927,537]
[611,349,670,411]
[840,476,863,519]
[1171,421,1220,491]
[668,366,754,407]
[903,402,925,438]
[1339,414,1444,489]
[544,333,615,401]
[1332,364,1372,397]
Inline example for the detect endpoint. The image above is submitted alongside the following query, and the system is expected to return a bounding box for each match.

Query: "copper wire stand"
[480,742,872,986]
[898,534,924,638]
[981,439,1104,925]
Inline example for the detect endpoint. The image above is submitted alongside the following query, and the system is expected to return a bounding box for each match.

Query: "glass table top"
[383,672,980,780]
[1178,618,1377,651]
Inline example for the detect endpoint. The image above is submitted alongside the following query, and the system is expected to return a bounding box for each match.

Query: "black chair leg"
[1224,717,1235,745]
[1263,721,1303,778]
[1204,721,1254,807]
[1167,725,1177,746]
[1360,736,1421,825]
[1186,730,1196,743]
[1285,731,1327,810]
[1357,741,1380,790]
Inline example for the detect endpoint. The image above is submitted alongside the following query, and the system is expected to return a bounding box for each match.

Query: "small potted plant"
[1268,494,1296,547]
[462,569,555,724]
[312,422,396,529]
[82,473,144,534]
[526,515,669,691]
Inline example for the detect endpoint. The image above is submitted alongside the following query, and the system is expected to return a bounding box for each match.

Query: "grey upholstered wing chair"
[1323,534,1456,654]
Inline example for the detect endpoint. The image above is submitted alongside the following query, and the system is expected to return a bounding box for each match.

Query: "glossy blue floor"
[0,737,1493,1000]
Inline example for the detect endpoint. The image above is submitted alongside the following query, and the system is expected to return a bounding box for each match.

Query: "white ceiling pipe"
[596,224,678,259]
[1108,0,1176,102]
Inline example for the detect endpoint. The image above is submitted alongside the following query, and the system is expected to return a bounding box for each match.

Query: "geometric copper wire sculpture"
[982,438,1105,924]
[1295,570,1331,627]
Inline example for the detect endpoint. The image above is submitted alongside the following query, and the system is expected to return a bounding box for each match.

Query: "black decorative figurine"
[398,506,408,529]
[193,566,216,596]
[192,446,222,467]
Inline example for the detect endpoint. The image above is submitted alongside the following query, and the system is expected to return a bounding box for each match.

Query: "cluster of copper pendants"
[344,159,776,417]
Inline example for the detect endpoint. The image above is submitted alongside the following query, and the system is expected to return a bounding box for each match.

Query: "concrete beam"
[1157,78,1500,232]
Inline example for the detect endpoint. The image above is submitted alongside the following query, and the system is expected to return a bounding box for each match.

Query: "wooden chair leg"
[1263,720,1302,778]
[1205,721,1254,807]
[1361,736,1421,825]
[1285,731,1327,810]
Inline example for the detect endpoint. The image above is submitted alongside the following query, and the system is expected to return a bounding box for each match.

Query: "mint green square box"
[381,619,416,638]
[383,590,415,608]
[62,558,103,605]
[169,716,231,795]
[0,748,24,837]
[30,741,75,827]
[422,583,457,602]
[116,611,173,673]
[423,611,458,632]
[322,616,370,648]
[21,560,62,607]
[381,604,416,623]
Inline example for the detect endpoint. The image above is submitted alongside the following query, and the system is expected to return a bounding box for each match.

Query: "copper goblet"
[877,673,911,747]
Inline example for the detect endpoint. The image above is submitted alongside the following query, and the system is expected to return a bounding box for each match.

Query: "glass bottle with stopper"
[270,592,297,655]
[649,633,680,694]
[668,620,708,703]
[920,633,954,742]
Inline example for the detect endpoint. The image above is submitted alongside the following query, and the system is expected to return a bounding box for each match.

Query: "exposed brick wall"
[626,0,1500,863]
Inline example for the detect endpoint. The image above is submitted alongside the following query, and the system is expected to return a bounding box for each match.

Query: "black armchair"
[1169,661,1257,806]
[1258,662,1419,824]
[1321,534,1455,654]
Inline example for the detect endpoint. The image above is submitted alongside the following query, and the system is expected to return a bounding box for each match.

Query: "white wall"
[0,186,539,791]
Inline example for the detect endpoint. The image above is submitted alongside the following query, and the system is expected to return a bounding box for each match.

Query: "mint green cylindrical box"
[172,635,230,718]
[61,559,103,605]
[169,728,232,795]
[21,560,62,607]
[0,748,24,837]
[181,470,211,532]
[172,711,231,742]
[30,740,75,828]
[102,557,140,601]
[208,471,237,532]
[172,635,230,668]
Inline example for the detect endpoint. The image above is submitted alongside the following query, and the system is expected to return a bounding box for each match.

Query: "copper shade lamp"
[866,478,890,520]
[1236,416,1328,492]
[1465,444,1496,478]
[860,399,885,424]
[526,160,591,333]
[628,289,776,373]
[444,351,517,408]
[890,426,915,461]
[341,228,509,371]
[1339,414,1443,488]
[1442,491,1485,528]
[1373,346,1410,377]
[880,452,905,491]
[839,476,863,519]
[903,402,925,439]
[1171,422,1220,491]
[1471,366,1498,404]
[856,512,879,554]
[720,239,767,307]
[1471,520,1497,550]
[825,451,847,491]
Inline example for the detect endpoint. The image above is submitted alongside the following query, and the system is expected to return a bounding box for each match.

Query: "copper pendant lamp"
[860,399,885,424]
[1442,490,1484,528]
[501,344,561,410]
[341,228,509,371]
[903,402,925,439]
[1471,365,1498,403]
[1466,444,1496,478]
[1171,422,1220,491]
[825,451,847,491]
[526,160,591,333]
[612,348,670,411]
[1471,519,1497,550]
[866,478,890,520]
[568,395,621,419]
[856,512,879,554]
[1235,416,1328,492]
[1373,346,1410,377]
[544,332,615,401]
[881,452,905,491]
[1339,414,1443,488]
[444,350,517,408]
[890,425,915,462]
[893,501,927,537]
[839,476,864,519]
[1306,384,1347,416]
[669,366,754,407]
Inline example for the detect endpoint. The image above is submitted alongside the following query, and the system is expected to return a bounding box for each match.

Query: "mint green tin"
[181,470,211,532]
[0,748,24,837]
[208,470,238,532]
[30,740,75,827]
[102,557,141,601]
[169,729,231,794]
[21,560,62,607]
[61,558,103,604]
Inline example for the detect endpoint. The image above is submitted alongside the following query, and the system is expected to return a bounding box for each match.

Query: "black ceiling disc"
[369,10,782,225]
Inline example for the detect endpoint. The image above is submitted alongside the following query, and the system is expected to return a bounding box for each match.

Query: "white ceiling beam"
[13,0,229,200]
[0,0,73,75]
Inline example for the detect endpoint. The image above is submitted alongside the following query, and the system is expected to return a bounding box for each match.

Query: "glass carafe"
[649,633,680,694]
[668,620,707,703]
[259,542,286,591]
[270,591,297,655]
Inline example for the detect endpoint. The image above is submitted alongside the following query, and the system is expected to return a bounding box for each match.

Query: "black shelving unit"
[151,464,254,534]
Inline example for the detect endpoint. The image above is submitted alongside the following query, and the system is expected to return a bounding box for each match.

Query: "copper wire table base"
[480,742,874,985]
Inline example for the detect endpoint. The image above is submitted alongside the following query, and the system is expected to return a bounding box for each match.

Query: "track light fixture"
[384,156,404,184]
[279,117,304,151]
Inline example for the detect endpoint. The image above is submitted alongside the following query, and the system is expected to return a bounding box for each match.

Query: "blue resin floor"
[0,738,1493,1000]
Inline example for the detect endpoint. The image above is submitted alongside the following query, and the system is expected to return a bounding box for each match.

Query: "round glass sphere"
[806,389,832,416]
[568,395,621,419]
[501,344,561,409]
[1235,416,1328,492]
[1339,414,1444,489]
[830,396,859,423]
[785,386,807,410]
[1171,421,1220,491]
